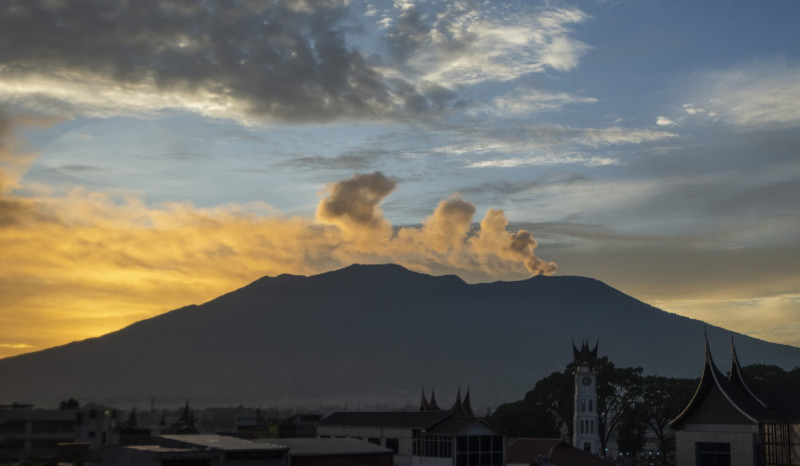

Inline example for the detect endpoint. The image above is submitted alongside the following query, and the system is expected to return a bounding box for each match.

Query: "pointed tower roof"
[462,389,473,417]
[670,329,765,428]
[450,388,469,417]
[728,334,767,407]
[572,339,599,370]
[179,399,192,423]
[419,387,430,412]
[428,388,441,411]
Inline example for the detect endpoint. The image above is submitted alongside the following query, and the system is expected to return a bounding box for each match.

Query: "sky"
[1,0,799,359]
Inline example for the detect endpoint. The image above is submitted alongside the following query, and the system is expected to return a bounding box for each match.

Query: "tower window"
[589,399,593,412]
[581,399,586,412]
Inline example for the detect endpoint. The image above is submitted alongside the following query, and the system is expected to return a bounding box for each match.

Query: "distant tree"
[594,357,643,457]
[59,398,79,409]
[616,404,647,457]
[488,399,561,438]
[742,364,800,387]
[524,368,575,436]
[489,370,572,437]
[640,376,697,464]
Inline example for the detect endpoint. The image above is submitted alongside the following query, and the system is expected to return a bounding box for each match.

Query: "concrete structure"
[572,340,600,455]
[317,391,503,466]
[670,335,800,466]
[265,437,392,466]
[0,403,118,462]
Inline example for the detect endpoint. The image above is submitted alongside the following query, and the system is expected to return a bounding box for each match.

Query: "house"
[507,438,615,466]
[317,389,504,466]
[669,335,800,466]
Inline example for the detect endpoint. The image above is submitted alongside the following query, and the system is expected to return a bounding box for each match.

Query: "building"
[264,437,392,466]
[103,434,290,465]
[0,403,118,462]
[669,335,800,466]
[572,340,600,455]
[507,438,615,466]
[317,389,504,466]
[104,434,393,466]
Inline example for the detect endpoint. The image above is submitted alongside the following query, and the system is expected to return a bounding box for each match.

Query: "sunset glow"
[2,1,799,357]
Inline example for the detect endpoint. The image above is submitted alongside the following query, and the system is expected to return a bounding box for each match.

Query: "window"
[696,442,731,466]
[386,438,399,455]
[581,399,586,412]
[761,423,798,466]
[589,399,593,412]
[454,435,503,465]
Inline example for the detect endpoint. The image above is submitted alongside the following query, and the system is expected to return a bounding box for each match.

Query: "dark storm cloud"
[0,0,445,123]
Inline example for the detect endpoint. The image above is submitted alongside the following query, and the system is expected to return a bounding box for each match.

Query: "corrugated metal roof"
[158,434,287,451]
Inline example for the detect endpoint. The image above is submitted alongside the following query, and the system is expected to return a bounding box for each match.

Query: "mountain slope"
[1,264,797,409]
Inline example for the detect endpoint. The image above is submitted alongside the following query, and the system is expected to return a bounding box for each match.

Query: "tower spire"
[419,386,430,412]
[572,339,600,455]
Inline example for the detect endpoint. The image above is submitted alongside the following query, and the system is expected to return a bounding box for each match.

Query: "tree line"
[489,358,800,461]
[489,356,695,462]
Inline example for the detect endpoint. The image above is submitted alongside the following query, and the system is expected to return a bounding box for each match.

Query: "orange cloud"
[0,119,556,358]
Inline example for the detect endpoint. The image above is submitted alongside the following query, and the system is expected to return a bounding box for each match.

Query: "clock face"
[582,376,592,386]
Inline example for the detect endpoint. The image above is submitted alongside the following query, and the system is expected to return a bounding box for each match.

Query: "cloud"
[380,1,590,86]
[435,124,677,168]
[682,62,800,128]
[0,1,592,125]
[656,116,675,126]
[473,88,598,117]
[0,1,450,124]
[0,343,33,349]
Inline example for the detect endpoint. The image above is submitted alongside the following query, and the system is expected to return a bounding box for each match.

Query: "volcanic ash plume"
[317,172,557,278]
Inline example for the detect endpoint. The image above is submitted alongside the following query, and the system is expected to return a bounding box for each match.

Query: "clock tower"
[572,340,600,455]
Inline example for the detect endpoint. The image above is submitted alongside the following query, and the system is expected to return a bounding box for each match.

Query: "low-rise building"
[0,403,118,462]
[669,336,800,466]
[265,437,392,466]
[103,434,290,466]
[317,389,504,466]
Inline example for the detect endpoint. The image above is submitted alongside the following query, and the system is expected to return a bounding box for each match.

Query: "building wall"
[411,456,451,466]
[291,453,392,466]
[317,426,413,452]
[317,426,416,466]
[0,408,76,461]
[676,425,759,466]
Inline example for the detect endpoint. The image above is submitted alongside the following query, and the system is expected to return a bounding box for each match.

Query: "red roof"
[507,439,614,466]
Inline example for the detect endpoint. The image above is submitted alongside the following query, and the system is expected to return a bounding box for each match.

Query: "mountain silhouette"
[1,264,797,409]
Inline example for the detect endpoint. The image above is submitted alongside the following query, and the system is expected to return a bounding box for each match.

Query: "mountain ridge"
[1,264,797,409]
